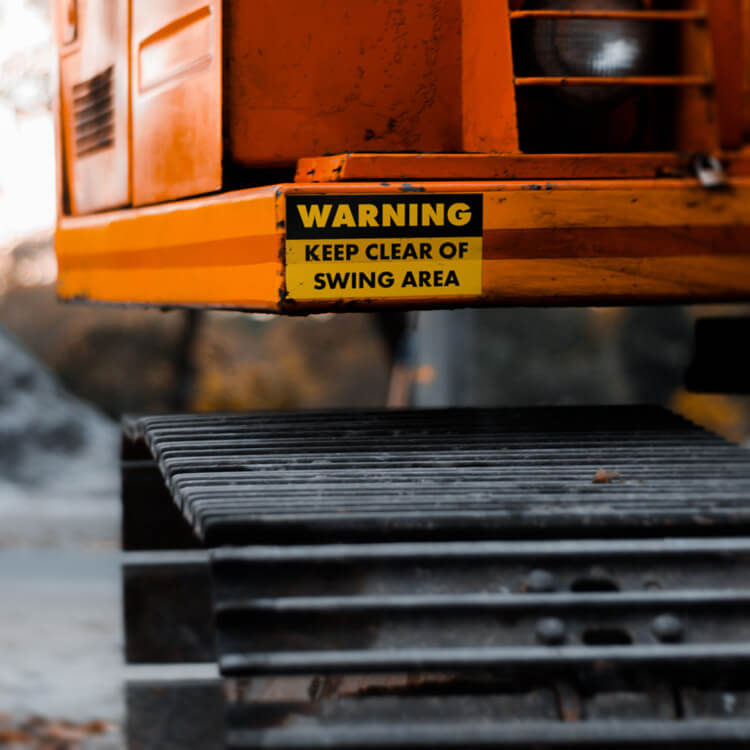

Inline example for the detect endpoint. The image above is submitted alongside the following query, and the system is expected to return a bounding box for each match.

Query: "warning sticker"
[285,194,483,300]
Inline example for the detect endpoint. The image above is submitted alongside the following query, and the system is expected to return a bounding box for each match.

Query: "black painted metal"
[123,551,215,663]
[121,406,750,747]
[126,680,224,750]
[215,534,750,746]
[122,405,750,545]
[226,719,750,749]
[224,683,750,748]
[212,537,750,676]
[121,460,201,551]
[686,317,750,394]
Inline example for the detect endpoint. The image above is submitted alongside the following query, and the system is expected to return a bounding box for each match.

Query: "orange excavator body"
[53,0,750,312]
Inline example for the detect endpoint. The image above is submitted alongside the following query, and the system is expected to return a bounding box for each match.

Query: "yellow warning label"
[285,194,483,300]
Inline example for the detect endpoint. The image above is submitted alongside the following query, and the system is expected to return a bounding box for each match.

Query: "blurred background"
[1,0,749,748]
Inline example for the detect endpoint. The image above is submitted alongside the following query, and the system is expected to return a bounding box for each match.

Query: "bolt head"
[651,613,684,643]
[526,569,557,593]
[536,617,566,646]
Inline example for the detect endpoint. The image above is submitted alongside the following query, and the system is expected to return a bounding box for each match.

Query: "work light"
[522,0,660,103]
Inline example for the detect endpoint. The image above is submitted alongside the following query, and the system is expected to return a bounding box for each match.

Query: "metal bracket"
[691,153,729,190]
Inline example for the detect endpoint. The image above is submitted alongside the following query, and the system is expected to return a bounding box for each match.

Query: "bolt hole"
[570,577,619,593]
[581,627,632,646]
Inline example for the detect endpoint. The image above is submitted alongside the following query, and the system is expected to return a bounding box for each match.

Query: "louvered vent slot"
[73,66,115,158]
[510,2,710,153]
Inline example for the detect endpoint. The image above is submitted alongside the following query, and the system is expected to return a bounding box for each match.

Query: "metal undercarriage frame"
[122,406,750,748]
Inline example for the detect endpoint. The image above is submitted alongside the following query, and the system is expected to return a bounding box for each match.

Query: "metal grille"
[121,406,750,748]
[226,718,750,748]
[508,2,710,153]
[122,405,750,545]
[216,537,750,747]
[213,536,750,675]
[510,6,709,90]
[72,66,114,158]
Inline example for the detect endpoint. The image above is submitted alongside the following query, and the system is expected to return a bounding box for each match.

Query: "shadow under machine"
[54,1,750,747]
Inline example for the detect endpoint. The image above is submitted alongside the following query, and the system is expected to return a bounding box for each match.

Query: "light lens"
[523,0,658,102]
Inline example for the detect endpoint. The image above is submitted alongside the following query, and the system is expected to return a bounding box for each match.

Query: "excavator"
[54,0,750,747]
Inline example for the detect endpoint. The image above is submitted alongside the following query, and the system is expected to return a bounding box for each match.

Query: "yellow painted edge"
[54,180,750,309]
[57,264,282,307]
[57,184,281,254]
[56,185,284,307]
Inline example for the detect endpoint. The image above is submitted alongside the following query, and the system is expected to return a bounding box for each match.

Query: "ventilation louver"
[72,66,115,158]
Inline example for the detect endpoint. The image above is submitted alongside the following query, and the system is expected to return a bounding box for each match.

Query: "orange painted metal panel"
[708,0,745,149]
[480,256,750,306]
[678,0,719,153]
[53,0,746,217]
[477,181,750,228]
[462,0,518,153]
[296,152,750,182]
[56,179,750,313]
[56,0,129,215]
[131,0,221,206]
[744,0,750,142]
[56,186,282,308]
[509,10,707,21]
[515,75,711,87]
[223,0,462,168]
